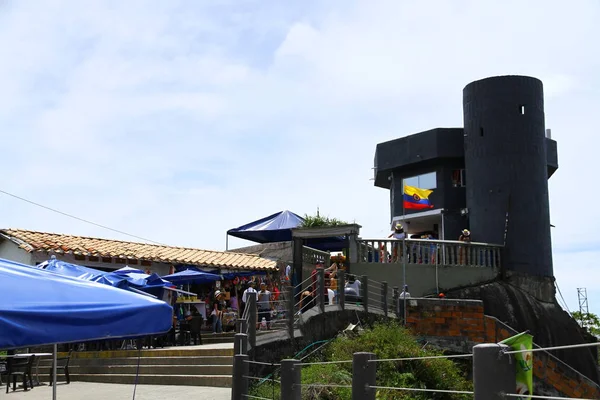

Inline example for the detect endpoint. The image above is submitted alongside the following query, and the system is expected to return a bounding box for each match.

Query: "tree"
[571,311,600,338]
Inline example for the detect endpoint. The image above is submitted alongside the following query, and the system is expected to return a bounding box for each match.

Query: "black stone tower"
[463,76,553,277]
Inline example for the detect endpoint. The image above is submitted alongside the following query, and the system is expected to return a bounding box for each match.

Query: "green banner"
[500,332,533,399]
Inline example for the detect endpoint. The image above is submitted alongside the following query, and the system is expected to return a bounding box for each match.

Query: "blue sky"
[0,0,599,314]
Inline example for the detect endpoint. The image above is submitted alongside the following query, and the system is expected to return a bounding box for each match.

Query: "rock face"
[447,279,599,383]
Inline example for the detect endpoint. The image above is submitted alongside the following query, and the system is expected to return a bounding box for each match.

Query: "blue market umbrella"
[162,269,222,285]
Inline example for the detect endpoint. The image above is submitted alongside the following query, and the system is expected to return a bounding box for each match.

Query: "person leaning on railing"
[458,229,471,264]
[388,223,406,262]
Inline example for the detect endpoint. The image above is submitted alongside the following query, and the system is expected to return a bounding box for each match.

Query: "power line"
[0,188,164,245]
[555,281,571,314]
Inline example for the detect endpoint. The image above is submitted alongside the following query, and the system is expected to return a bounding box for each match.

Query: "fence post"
[237,318,247,334]
[281,359,301,400]
[287,285,294,338]
[231,353,249,400]
[392,286,399,318]
[338,270,346,310]
[361,275,369,313]
[318,268,325,313]
[234,333,248,355]
[248,292,257,352]
[352,352,376,400]
[382,281,388,317]
[473,344,515,400]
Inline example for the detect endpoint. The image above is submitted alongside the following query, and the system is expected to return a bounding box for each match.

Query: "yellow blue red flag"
[403,184,434,210]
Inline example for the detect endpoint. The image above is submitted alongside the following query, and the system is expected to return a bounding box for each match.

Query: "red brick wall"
[405,298,600,398]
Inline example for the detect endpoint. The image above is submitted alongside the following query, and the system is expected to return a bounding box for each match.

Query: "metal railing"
[357,238,503,268]
[236,292,257,353]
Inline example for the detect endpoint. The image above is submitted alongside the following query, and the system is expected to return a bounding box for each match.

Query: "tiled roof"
[0,229,277,271]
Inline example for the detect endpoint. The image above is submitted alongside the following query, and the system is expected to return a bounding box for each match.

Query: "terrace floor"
[1,382,231,400]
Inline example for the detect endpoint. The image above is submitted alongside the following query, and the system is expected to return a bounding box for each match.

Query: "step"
[65,347,234,359]
[64,373,232,387]
[40,356,233,367]
[38,364,233,376]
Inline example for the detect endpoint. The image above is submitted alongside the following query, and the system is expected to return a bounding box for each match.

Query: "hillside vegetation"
[251,322,472,399]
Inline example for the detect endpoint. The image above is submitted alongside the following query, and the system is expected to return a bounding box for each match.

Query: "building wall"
[0,239,33,265]
[230,242,293,263]
[350,262,499,297]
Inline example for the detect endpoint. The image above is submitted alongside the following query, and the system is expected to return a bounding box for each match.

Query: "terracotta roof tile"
[0,229,277,271]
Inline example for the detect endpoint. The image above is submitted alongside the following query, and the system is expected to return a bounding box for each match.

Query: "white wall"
[0,239,34,265]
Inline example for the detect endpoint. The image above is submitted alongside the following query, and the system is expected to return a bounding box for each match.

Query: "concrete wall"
[0,239,33,265]
[350,262,499,297]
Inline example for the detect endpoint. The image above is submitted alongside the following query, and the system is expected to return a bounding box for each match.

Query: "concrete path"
[1,382,231,400]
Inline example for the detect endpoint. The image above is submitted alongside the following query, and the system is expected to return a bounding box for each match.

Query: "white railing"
[302,246,329,265]
[357,238,502,268]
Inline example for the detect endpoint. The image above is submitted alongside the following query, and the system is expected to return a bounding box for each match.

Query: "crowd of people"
[382,223,473,264]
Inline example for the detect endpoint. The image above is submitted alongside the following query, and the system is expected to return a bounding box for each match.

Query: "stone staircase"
[37,345,234,387]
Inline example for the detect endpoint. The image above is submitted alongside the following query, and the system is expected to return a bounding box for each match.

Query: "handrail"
[357,238,503,268]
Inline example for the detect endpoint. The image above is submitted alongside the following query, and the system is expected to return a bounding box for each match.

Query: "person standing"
[388,223,406,262]
[257,282,273,330]
[241,281,257,316]
[212,290,225,334]
[458,229,471,264]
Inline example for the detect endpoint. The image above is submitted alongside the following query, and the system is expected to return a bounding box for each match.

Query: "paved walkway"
[1,382,231,400]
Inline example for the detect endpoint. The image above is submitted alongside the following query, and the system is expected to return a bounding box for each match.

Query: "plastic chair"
[6,356,35,392]
[189,316,204,345]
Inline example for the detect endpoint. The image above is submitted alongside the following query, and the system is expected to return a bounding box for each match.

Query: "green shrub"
[250,322,472,400]
[249,364,351,400]
[301,214,349,228]
[327,322,472,399]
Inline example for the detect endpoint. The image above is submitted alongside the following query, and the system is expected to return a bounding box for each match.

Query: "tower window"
[480,127,484,137]
[520,105,525,115]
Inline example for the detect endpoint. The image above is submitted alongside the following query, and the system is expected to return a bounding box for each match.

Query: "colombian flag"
[403,184,434,210]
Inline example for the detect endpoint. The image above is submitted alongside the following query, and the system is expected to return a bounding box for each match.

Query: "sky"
[0,1,598,314]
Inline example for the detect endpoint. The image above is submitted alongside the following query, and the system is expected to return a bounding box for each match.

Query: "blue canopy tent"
[38,258,106,281]
[1,257,172,349]
[227,210,304,244]
[226,210,348,251]
[162,269,222,285]
[38,259,174,295]
[0,257,173,397]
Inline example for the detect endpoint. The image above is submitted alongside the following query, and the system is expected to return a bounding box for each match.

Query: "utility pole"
[577,288,589,326]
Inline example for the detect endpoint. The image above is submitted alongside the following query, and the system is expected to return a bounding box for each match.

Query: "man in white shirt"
[400,285,411,299]
[241,281,256,316]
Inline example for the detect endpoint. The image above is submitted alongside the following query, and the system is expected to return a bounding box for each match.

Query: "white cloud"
[0,0,598,313]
